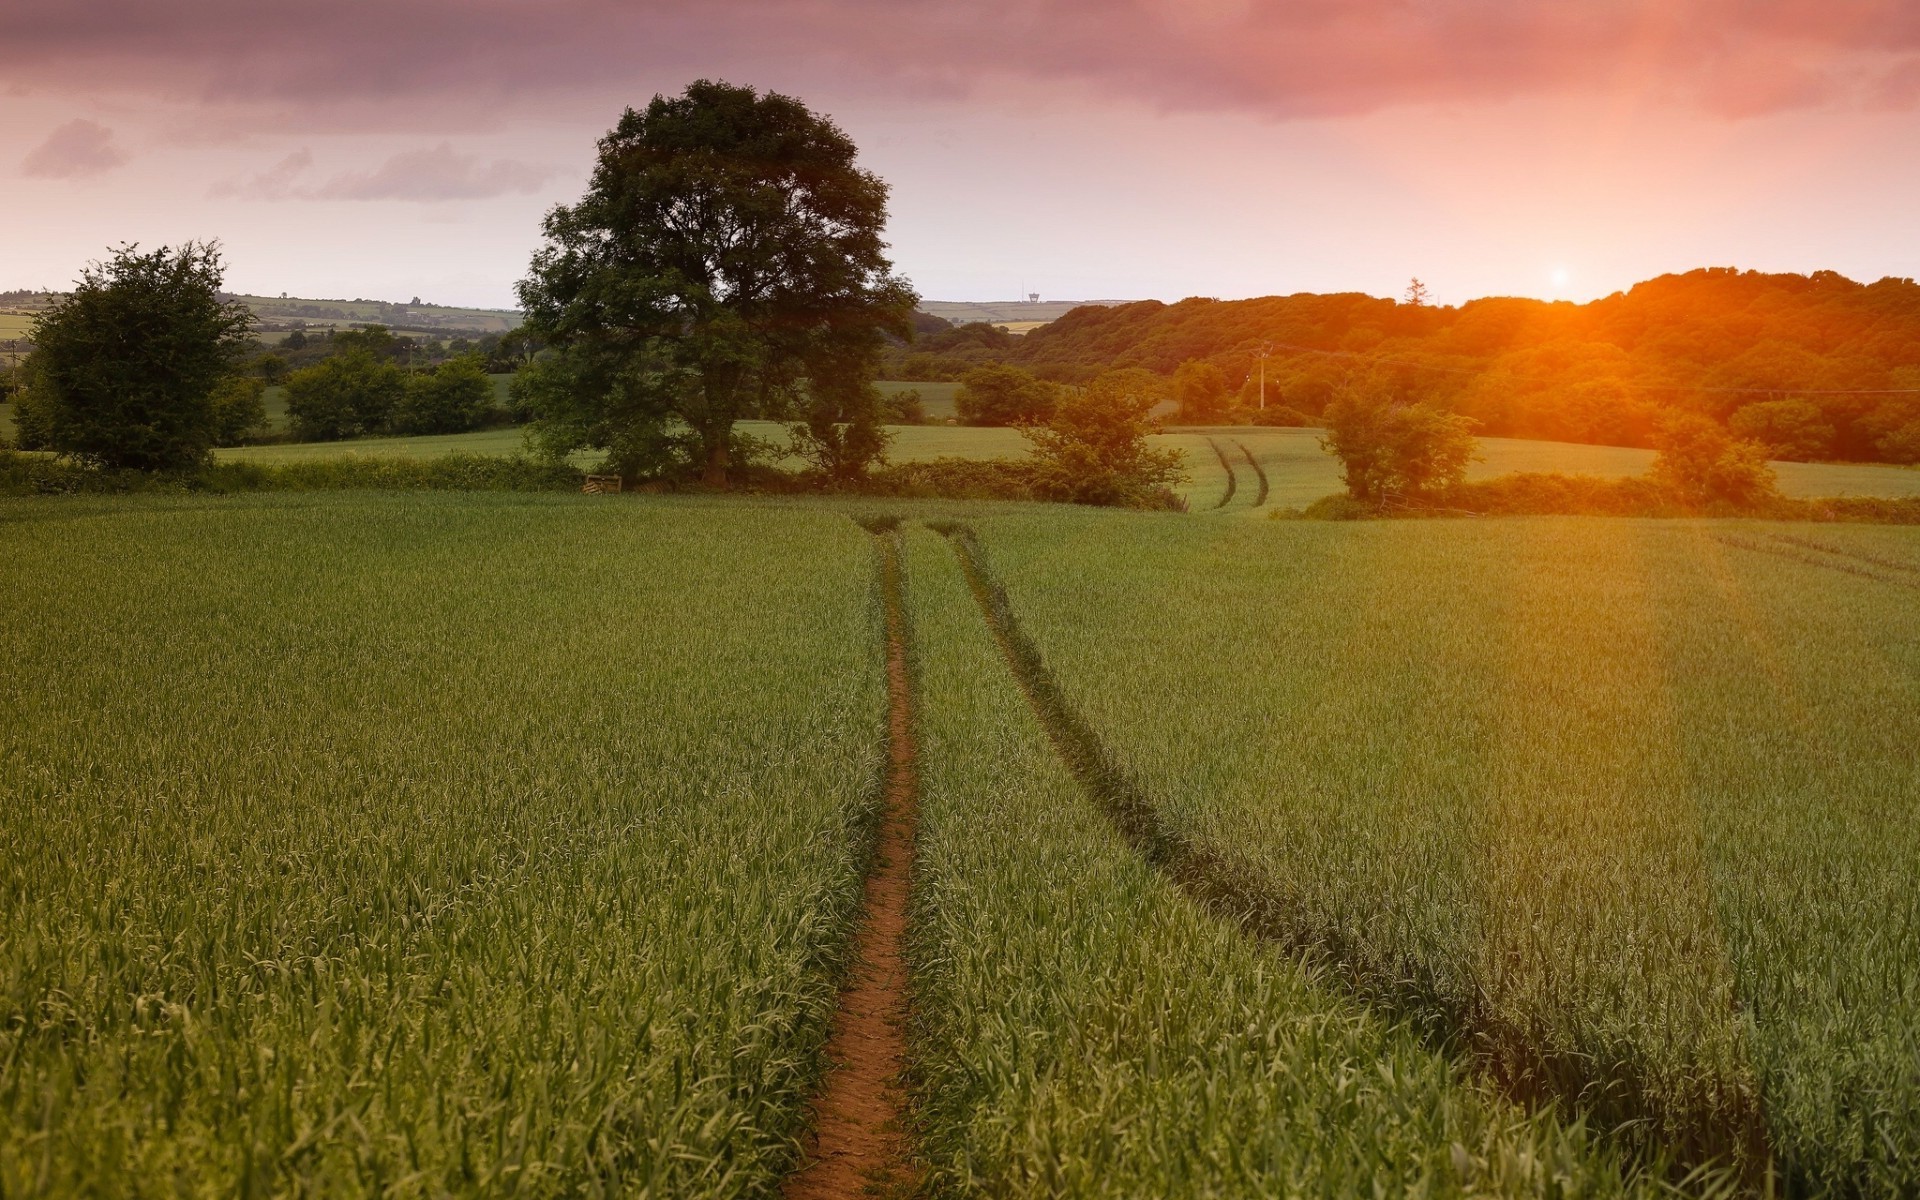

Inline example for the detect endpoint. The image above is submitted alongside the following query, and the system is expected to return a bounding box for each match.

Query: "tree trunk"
[701,433,730,488]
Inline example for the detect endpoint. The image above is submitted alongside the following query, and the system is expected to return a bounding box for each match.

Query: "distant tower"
[1027,292,1040,304]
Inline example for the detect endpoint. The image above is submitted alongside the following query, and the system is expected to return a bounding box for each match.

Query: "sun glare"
[1550,266,1572,290]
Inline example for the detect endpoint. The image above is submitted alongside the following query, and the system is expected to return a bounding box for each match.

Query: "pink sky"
[6,1,1920,308]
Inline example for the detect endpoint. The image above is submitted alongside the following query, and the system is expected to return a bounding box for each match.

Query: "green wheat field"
[4,481,1917,1196]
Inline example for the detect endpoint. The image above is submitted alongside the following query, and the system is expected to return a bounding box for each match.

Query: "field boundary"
[1235,440,1269,507]
[783,521,920,1200]
[1204,438,1237,509]
[931,520,1764,1192]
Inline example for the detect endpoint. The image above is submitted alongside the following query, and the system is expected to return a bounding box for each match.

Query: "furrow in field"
[1236,439,1269,507]
[784,524,920,1200]
[1711,532,1920,591]
[1206,437,1237,509]
[932,521,1755,1192]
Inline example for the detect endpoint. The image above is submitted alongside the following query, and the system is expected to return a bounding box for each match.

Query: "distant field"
[919,300,1124,326]
[875,379,961,420]
[0,313,35,342]
[211,417,1920,509]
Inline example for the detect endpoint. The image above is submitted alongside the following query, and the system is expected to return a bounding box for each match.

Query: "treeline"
[924,269,1920,464]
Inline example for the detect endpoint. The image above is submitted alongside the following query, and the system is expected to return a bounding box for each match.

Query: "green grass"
[0,493,887,1196]
[899,523,1693,1197]
[957,510,1920,1193]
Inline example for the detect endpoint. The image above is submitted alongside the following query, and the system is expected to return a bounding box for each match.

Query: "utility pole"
[1253,340,1273,411]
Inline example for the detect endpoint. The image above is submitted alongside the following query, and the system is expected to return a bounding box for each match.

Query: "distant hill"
[917,300,1127,328]
[1009,270,1920,465]
[0,290,522,339]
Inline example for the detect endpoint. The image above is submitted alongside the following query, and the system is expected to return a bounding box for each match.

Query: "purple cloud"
[211,144,551,201]
[4,2,1920,122]
[21,118,128,178]
[311,144,553,201]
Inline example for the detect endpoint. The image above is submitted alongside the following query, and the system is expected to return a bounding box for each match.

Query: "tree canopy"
[517,80,916,485]
[16,242,254,470]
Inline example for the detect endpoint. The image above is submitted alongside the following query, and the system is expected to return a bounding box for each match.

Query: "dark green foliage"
[1728,398,1834,460]
[955,363,1057,427]
[390,355,495,436]
[284,350,407,441]
[1651,412,1779,509]
[209,376,268,446]
[518,80,915,486]
[881,388,926,424]
[859,457,1039,501]
[1172,359,1230,421]
[1023,370,1186,507]
[19,242,254,470]
[1321,378,1479,505]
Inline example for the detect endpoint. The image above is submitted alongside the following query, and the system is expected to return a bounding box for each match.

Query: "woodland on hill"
[892,269,1920,464]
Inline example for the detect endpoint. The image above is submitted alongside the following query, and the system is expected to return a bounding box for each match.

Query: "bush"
[285,350,407,441]
[1023,370,1185,507]
[882,388,927,425]
[21,242,254,470]
[1321,378,1479,505]
[956,363,1057,426]
[1651,412,1779,509]
[1248,405,1315,427]
[861,457,1038,501]
[390,355,494,436]
[0,449,581,497]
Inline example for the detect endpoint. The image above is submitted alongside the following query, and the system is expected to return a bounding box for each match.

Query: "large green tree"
[17,243,253,470]
[517,80,916,485]
[1321,376,1479,505]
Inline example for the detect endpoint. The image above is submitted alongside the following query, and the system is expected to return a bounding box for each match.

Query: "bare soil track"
[783,532,918,1200]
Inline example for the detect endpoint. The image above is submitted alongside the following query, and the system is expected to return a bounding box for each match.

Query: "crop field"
[954,509,1920,1194]
[6,487,1918,1196]
[0,494,889,1195]
[898,525,1686,1197]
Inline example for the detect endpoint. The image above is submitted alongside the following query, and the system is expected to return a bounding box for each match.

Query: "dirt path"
[1236,440,1269,508]
[783,533,918,1200]
[1206,437,1238,509]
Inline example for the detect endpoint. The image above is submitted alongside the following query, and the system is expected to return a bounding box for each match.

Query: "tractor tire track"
[1236,440,1269,508]
[783,521,919,1200]
[1205,438,1237,509]
[1713,533,1920,592]
[932,520,1770,1192]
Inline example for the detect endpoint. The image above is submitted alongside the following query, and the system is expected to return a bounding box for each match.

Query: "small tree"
[1651,412,1778,509]
[1320,377,1478,505]
[956,363,1056,426]
[1024,369,1185,506]
[391,355,493,435]
[285,349,407,440]
[1172,359,1230,422]
[18,242,253,470]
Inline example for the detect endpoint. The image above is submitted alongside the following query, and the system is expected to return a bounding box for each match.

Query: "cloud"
[210,144,552,201]
[209,148,313,199]
[312,144,553,200]
[6,2,1920,124]
[21,118,127,178]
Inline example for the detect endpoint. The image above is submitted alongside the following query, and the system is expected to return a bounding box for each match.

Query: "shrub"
[882,388,927,424]
[1023,370,1185,507]
[1248,405,1315,427]
[285,350,407,441]
[1651,412,1779,509]
[1320,379,1479,505]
